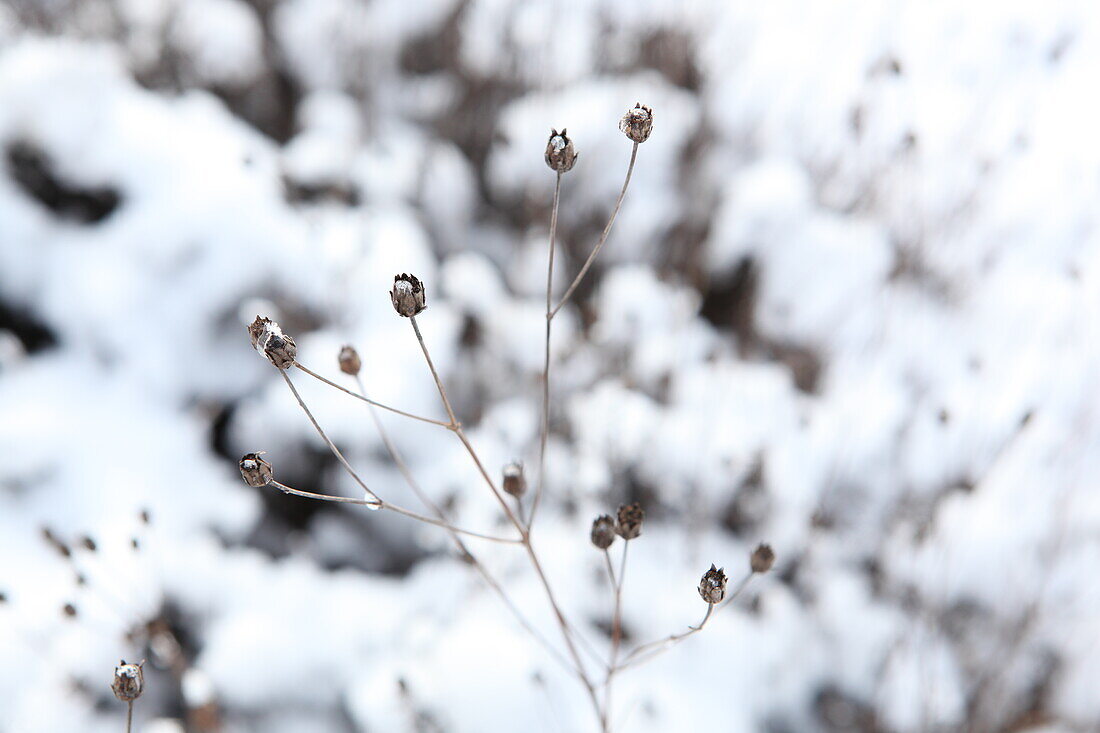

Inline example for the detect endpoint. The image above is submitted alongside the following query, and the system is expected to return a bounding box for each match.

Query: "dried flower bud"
[239,452,273,487]
[390,274,427,317]
[590,515,616,550]
[750,543,775,574]
[619,103,653,144]
[338,344,361,376]
[615,502,644,540]
[544,128,578,173]
[248,316,297,369]
[111,660,145,703]
[698,564,727,604]
[502,462,526,498]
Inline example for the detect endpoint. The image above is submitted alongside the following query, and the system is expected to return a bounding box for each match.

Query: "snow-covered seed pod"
[544,128,578,173]
[698,564,727,604]
[502,462,526,498]
[338,344,362,376]
[390,274,427,317]
[615,502,644,540]
[111,660,145,703]
[248,316,297,369]
[591,515,616,550]
[619,103,653,143]
[239,452,273,487]
[750,543,775,574]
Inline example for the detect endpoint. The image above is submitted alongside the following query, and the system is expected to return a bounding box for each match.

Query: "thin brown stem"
[268,480,520,544]
[125,701,132,733]
[603,542,628,729]
[294,362,452,429]
[550,142,638,319]
[613,571,754,674]
[279,369,382,505]
[407,315,605,727]
[350,375,577,677]
[530,170,562,530]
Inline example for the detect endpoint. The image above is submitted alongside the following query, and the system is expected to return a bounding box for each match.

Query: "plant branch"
[612,570,755,674]
[279,369,382,505]
[294,362,452,429]
[530,170,562,530]
[268,480,520,544]
[550,141,638,319]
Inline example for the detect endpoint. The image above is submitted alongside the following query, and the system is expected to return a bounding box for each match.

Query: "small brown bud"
[239,452,273,487]
[338,344,361,376]
[390,274,427,317]
[248,316,297,369]
[615,502,644,540]
[81,536,97,553]
[619,103,653,144]
[698,564,727,604]
[111,659,145,703]
[139,508,151,525]
[502,462,526,498]
[544,128,578,172]
[41,527,71,559]
[590,515,616,550]
[62,602,77,618]
[750,543,775,574]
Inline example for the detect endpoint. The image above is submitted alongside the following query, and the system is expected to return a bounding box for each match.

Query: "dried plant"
[240,104,774,731]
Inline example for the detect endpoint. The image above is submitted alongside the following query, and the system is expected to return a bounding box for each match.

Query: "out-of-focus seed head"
[111,659,145,703]
[338,345,362,376]
[750,543,775,574]
[615,502,644,540]
[544,128,578,172]
[239,452,273,487]
[502,462,526,498]
[248,316,297,369]
[698,564,727,604]
[62,603,77,618]
[390,274,427,317]
[590,515,616,550]
[619,103,653,143]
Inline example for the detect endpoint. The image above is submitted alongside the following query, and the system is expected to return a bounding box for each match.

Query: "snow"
[2,2,1099,732]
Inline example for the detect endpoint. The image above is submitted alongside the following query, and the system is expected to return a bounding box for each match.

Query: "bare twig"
[613,570,754,673]
[530,170,563,529]
[603,542,629,726]
[550,142,639,319]
[280,369,382,505]
[294,362,452,429]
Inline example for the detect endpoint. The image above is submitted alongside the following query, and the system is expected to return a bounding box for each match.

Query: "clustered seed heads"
[698,564,727,604]
[111,659,145,703]
[619,102,653,144]
[590,514,616,549]
[390,273,427,317]
[338,344,362,376]
[615,502,644,540]
[248,316,297,369]
[239,452,273,487]
[544,128,578,173]
[750,543,775,574]
[502,462,526,498]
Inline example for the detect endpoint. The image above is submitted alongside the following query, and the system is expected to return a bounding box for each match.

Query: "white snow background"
[0,1,1098,732]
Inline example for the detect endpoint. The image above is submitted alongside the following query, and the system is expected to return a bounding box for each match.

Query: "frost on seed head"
[248,316,297,369]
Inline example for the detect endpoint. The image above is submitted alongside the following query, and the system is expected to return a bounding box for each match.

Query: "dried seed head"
[544,128,578,173]
[502,462,526,498]
[248,316,297,369]
[239,452,273,487]
[111,659,145,703]
[615,502,644,540]
[619,103,653,143]
[338,344,362,376]
[390,274,427,317]
[750,543,775,574]
[590,515,616,550]
[698,564,727,604]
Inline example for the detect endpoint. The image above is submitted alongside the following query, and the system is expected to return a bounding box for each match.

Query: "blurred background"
[1,1,1099,731]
